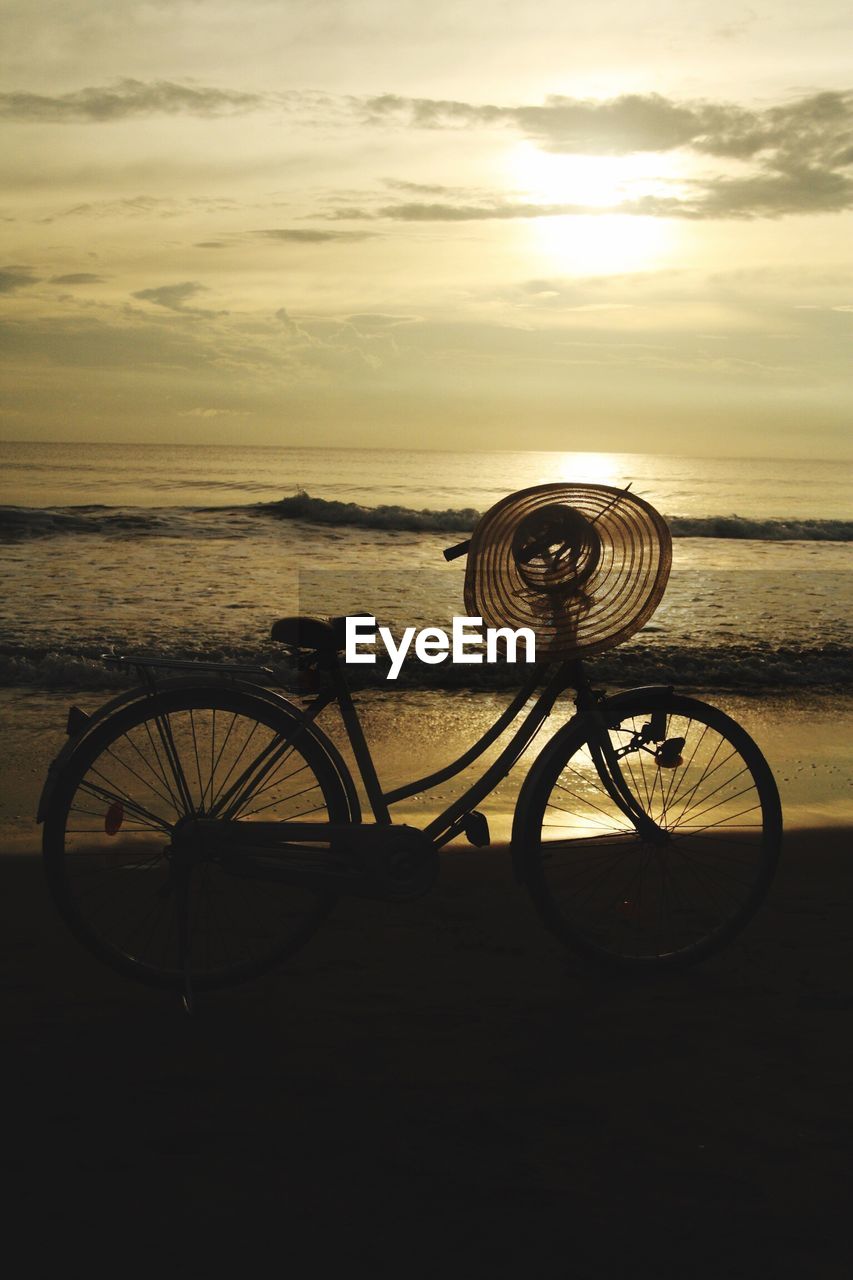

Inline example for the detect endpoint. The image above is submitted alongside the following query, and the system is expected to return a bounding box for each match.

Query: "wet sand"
[3,828,853,1275]
[2,685,852,841]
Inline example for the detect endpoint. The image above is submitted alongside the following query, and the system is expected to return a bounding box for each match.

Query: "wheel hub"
[169,814,209,868]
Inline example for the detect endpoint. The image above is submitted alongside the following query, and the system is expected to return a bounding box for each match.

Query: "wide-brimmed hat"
[464,483,671,659]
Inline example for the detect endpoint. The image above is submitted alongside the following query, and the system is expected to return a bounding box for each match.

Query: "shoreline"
[2,643,851,694]
[3,685,850,845]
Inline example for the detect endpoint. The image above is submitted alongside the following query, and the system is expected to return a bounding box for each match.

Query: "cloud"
[383,179,456,195]
[514,95,719,155]
[332,178,853,223]
[132,281,223,316]
[42,196,178,223]
[4,80,852,227]
[0,312,224,373]
[0,266,39,292]
[620,165,853,220]
[41,196,248,226]
[179,407,249,419]
[361,89,853,159]
[49,272,105,284]
[1,275,849,455]
[375,200,587,221]
[272,306,402,372]
[0,78,266,123]
[346,313,418,329]
[358,89,853,221]
[695,91,853,164]
[253,228,377,243]
[5,78,851,192]
[361,90,719,149]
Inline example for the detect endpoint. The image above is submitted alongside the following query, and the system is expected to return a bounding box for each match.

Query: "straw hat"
[464,483,671,659]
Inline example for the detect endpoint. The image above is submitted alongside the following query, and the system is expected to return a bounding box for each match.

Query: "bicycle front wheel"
[43,686,352,990]
[515,691,782,970]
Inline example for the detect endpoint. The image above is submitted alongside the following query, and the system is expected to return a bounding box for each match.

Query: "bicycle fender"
[599,685,674,714]
[35,679,181,821]
[36,678,361,825]
[510,716,587,884]
[509,685,674,883]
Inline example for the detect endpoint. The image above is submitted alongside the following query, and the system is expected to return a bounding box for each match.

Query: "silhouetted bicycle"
[38,492,782,1007]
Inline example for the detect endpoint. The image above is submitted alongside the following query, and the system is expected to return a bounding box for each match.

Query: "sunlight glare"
[506,143,683,274]
[508,142,684,209]
[526,213,673,275]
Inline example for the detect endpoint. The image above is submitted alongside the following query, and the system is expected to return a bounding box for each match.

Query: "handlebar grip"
[443,539,471,562]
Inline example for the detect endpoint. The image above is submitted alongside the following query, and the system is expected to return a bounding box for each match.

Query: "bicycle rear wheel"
[43,686,352,990]
[515,691,782,969]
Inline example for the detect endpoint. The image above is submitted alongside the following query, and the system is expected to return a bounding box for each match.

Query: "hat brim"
[463,483,671,659]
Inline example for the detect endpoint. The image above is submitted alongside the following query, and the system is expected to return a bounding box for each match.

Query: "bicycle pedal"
[464,811,490,848]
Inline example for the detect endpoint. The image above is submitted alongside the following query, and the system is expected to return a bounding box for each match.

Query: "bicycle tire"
[514,690,782,970]
[43,685,353,990]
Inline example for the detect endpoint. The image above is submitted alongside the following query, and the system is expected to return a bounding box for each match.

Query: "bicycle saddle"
[271,615,348,654]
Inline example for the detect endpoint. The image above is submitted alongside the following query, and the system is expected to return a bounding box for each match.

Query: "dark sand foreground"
[3,829,853,1276]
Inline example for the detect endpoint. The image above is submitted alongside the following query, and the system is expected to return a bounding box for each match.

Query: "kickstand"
[176,868,195,1017]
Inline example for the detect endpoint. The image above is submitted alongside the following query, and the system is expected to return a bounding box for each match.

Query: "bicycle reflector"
[464,483,672,659]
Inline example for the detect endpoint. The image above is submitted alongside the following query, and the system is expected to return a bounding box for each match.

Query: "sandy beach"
[2,689,852,1274]
[3,831,853,1274]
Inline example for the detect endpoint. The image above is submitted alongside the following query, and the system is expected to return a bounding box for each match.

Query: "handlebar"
[443,539,471,562]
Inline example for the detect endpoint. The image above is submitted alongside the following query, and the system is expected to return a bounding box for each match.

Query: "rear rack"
[101,653,276,677]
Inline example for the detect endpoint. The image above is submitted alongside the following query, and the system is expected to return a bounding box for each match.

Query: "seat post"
[329,661,391,823]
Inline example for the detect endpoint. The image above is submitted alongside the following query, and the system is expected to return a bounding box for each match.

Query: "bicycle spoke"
[78,776,171,833]
[526,694,779,967]
[553,775,628,827]
[227,750,305,820]
[672,767,751,827]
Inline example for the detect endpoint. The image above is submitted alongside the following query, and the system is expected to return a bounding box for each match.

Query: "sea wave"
[1,494,851,542]
[1,641,848,693]
[252,492,481,533]
[665,515,853,541]
[0,504,189,539]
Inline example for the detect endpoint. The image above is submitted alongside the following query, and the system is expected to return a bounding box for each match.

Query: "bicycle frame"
[318,655,664,846]
[327,655,572,846]
[106,651,663,850]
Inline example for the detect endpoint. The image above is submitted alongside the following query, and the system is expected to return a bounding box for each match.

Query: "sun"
[510,145,648,207]
[525,212,674,275]
[505,142,684,274]
[507,140,684,208]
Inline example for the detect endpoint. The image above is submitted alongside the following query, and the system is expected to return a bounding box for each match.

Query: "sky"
[1,1,851,457]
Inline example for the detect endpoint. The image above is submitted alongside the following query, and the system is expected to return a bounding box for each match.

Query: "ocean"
[1,441,851,692]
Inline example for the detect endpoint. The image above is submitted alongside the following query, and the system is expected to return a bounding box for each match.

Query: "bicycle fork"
[575,685,669,844]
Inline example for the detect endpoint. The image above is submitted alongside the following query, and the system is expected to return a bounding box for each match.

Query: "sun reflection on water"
[552,452,624,487]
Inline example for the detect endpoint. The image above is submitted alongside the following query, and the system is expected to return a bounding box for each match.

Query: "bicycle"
[38,487,783,1008]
